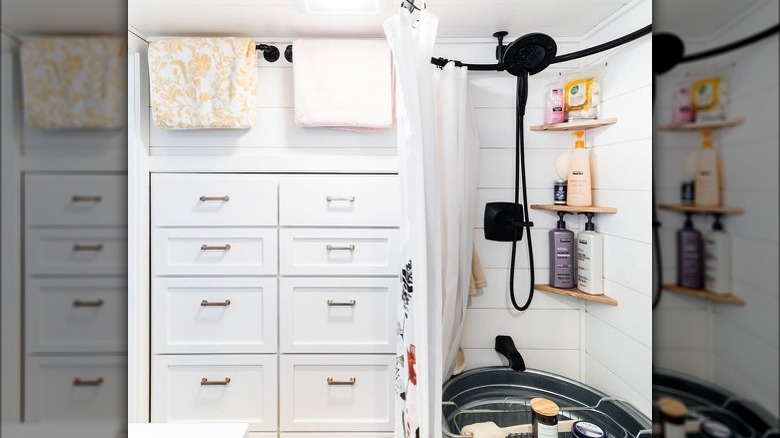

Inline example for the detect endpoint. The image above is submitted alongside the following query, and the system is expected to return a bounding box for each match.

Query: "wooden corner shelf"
[531,204,617,214]
[535,284,618,306]
[530,118,617,132]
[657,118,744,131]
[658,204,744,215]
[662,284,746,306]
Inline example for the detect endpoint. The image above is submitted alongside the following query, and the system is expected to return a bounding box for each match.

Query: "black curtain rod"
[430,24,652,71]
[679,23,779,63]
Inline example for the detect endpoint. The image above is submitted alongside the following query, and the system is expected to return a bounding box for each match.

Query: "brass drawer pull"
[327,299,356,307]
[201,299,231,307]
[201,377,231,386]
[327,377,356,386]
[71,195,103,202]
[326,244,355,251]
[73,377,104,386]
[326,196,355,203]
[73,243,104,251]
[201,244,231,251]
[199,195,230,202]
[73,299,104,308]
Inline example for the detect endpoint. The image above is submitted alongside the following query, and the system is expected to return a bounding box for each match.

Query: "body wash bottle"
[544,76,566,124]
[677,213,704,289]
[549,212,575,288]
[576,213,603,295]
[566,130,592,207]
[704,214,731,294]
[694,129,721,207]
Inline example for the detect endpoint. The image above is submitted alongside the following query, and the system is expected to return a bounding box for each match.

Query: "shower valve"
[484,202,533,242]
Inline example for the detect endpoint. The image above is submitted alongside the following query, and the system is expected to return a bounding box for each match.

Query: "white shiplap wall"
[653,0,779,415]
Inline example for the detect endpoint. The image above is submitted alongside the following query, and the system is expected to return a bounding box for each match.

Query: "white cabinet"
[151,173,399,435]
[152,354,278,431]
[23,173,127,422]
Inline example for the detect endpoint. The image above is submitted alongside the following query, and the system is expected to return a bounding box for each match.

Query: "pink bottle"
[544,78,566,124]
[671,85,693,124]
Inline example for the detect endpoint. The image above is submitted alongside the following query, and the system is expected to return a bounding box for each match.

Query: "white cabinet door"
[25,228,127,276]
[279,229,400,276]
[279,355,394,432]
[152,355,278,431]
[25,355,127,422]
[26,278,127,353]
[152,173,278,227]
[153,228,277,276]
[153,277,277,354]
[25,173,127,227]
[279,175,399,227]
[279,278,396,353]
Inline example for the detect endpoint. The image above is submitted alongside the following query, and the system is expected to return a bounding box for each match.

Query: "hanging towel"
[148,37,257,129]
[20,37,126,130]
[469,245,488,296]
[292,39,393,130]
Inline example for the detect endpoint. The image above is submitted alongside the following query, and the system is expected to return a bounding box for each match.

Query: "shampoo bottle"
[576,213,603,295]
[544,75,566,124]
[677,213,704,289]
[704,214,731,294]
[549,212,575,288]
[566,131,592,207]
[694,129,721,207]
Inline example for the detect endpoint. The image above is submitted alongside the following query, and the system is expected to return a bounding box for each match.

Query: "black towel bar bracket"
[254,44,293,63]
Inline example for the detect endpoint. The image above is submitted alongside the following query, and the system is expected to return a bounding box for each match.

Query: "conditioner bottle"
[704,214,731,294]
[677,213,704,289]
[549,212,575,288]
[576,213,603,295]
[694,129,721,206]
[566,130,592,207]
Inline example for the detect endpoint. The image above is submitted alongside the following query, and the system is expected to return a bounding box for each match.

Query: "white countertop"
[128,422,249,438]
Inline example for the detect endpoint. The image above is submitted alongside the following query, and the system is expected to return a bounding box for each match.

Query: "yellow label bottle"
[566,130,592,207]
[694,129,721,207]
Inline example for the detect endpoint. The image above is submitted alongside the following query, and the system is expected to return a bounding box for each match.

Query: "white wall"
[653,0,779,415]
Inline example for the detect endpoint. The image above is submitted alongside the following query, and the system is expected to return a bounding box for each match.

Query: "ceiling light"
[294,0,390,14]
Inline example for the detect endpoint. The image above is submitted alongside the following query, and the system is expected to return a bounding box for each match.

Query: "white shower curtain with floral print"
[384,7,479,438]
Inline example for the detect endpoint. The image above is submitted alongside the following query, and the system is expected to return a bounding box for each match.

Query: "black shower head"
[653,32,685,74]
[502,32,557,76]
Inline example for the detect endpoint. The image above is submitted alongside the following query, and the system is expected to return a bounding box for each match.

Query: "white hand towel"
[293,39,394,130]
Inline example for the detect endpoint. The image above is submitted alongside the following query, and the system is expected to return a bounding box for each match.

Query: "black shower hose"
[509,75,535,311]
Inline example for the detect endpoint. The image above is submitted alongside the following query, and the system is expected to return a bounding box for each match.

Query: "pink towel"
[293,39,394,131]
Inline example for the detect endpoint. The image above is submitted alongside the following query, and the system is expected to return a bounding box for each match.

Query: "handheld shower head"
[502,32,558,76]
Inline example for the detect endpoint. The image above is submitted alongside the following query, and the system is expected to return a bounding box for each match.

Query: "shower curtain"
[384,8,479,438]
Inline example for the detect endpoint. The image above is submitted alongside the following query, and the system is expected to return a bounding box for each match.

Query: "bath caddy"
[657,117,744,131]
[534,284,618,306]
[662,284,745,306]
[531,204,617,214]
[530,117,618,131]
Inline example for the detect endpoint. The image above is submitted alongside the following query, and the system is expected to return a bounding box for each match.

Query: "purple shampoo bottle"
[549,212,575,288]
[677,213,704,289]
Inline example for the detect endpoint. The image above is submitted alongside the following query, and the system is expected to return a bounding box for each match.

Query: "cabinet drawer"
[26,278,127,353]
[279,175,399,226]
[152,355,277,431]
[280,278,395,353]
[153,277,277,354]
[279,355,394,432]
[25,355,127,422]
[153,228,277,276]
[282,434,392,438]
[152,174,278,227]
[25,173,127,227]
[279,229,399,276]
[26,229,127,276]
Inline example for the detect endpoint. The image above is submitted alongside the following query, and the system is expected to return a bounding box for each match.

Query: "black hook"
[255,44,280,63]
[493,31,509,63]
[401,0,421,13]
[284,45,293,63]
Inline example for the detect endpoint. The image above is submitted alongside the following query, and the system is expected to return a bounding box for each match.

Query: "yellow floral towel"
[148,37,257,129]
[20,37,126,130]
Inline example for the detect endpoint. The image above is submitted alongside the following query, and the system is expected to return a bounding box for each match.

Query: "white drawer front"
[152,173,278,227]
[153,277,277,354]
[26,229,127,276]
[279,229,400,276]
[279,175,399,226]
[280,278,396,353]
[279,355,394,432]
[25,355,127,422]
[26,278,127,353]
[25,173,127,227]
[152,355,277,431]
[153,228,277,276]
